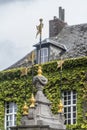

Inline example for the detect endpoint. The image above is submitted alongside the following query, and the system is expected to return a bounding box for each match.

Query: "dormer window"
[38,48,48,64]
[33,38,66,64]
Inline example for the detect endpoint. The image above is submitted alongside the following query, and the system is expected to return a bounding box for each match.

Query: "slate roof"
[52,23,87,59]
[6,50,36,70]
[6,23,87,69]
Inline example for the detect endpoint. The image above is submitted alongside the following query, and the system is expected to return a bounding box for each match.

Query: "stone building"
[0,7,87,130]
[7,7,87,70]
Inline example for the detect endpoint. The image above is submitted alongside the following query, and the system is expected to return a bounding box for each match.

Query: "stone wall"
[49,45,62,61]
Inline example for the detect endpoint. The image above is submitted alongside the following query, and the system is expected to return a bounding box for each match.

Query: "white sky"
[0,0,87,71]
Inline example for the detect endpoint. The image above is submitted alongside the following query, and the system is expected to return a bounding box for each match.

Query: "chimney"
[49,7,66,37]
[59,6,65,21]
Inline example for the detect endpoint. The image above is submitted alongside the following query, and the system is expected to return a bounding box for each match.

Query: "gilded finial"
[23,102,28,115]
[38,65,42,76]
[58,100,63,113]
[30,93,36,108]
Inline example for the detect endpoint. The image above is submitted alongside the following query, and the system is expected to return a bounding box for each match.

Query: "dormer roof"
[33,38,67,51]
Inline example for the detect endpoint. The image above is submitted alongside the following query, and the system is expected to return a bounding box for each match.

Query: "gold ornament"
[36,18,43,38]
[27,51,35,63]
[30,93,36,108]
[23,102,28,115]
[57,58,64,71]
[21,67,28,76]
[38,66,42,76]
[58,100,63,113]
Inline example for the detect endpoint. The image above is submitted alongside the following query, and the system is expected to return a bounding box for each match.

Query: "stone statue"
[21,66,66,129]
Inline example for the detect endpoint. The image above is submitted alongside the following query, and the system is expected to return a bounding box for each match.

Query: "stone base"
[11,125,66,130]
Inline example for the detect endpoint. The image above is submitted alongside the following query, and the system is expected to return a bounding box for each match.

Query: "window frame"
[38,47,48,63]
[5,102,17,130]
[62,91,77,125]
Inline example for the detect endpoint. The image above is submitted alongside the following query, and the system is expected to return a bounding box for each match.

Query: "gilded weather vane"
[36,18,43,65]
[36,18,43,38]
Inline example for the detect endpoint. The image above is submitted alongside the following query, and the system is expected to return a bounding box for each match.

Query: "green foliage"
[0,56,87,129]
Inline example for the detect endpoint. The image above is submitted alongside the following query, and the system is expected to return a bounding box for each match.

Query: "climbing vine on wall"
[0,57,87,129]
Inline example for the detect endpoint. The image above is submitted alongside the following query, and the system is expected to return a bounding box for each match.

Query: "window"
[62,91,77,125]
[38,48,48,63]
[5,102,17,130]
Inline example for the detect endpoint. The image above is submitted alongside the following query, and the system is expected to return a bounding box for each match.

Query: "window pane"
[64,114,67,118]
[9,103,13,109]
[68,113,71,118]
[44,49,48,55]
[68,107,71,112]
[73,95,76,99]
[73,100,76,104]
[73,106,76,111]
[38,48,48,64]
[5,102,17,130]
[64,107,67,113]
[68,120,71,124]
[68,100,71,105]
[10,115,13,120]
[63,91,77,125]
[7,109,9,113]
[73,119,76,124]
[10,121,12,126]
[73,113,76,118]
[9,108,13,113]
[68,96,71,100]
[64,96,67,100]
[64,101,67,105]
[6,122,9,126]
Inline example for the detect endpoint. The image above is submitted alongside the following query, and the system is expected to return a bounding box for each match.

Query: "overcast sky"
[0,0,87,71]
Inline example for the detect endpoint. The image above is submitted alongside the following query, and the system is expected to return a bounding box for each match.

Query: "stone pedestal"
[11,70,66,130]
[11,125,65,130]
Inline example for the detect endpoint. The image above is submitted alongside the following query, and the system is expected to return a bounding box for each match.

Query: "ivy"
[0,56,87,129]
